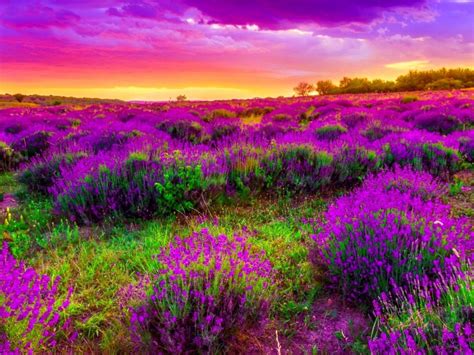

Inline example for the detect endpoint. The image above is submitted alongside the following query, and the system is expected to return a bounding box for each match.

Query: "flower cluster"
[369,264,473,354]
[0,242,75,352]
[312,167,471,302]
[130,229,273,353]
[0,92,471,224]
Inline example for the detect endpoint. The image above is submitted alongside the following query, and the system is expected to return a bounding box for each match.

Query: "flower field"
[0,90,473,353]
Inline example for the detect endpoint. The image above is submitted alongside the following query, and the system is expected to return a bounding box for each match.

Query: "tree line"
[294,68,474,96]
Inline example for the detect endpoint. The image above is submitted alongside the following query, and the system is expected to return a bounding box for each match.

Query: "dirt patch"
[230,296,370,354]
[449,170,474,218]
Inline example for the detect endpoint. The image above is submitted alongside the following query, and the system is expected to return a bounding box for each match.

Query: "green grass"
[2,188,328,351]
[0,172,18,195]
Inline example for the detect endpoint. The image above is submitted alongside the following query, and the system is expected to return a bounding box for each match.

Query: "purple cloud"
[1,4,80,29]
[182,0,427,28]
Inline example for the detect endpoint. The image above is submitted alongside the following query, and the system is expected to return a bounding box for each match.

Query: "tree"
[425,78,463,90]
[176,94,187,102]
[339,77,372,94]
[293,82,315,97]
[13,93,25,103]
[316,80,337,95]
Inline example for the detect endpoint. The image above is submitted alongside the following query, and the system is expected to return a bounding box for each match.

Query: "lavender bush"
[130,229,273,353]
[312,168,471,302]
[369,263,473,354]
[0,242,75,352]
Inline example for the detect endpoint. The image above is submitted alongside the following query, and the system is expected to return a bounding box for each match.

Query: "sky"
[0,0,473,100]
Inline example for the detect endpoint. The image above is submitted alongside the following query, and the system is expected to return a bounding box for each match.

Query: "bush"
[0,242,75,352]
[362,166,447,202]
[333,146,380,185]
[458,136,474,162]
[11,131,52,159]
[415,111,462,134]
[210,122,240,141]
[401,96,418,104]
[315,125,347,140]
[156,120,203,143]
[260,145,334,192]
[0,141,21,172]
[369,264,473,354]
[341,111,368,128]
[91,132,128,153]
[130,229,273,353]
[20,153,85,194]
[383,140,460,179]
[272,113,292,122]
[203,109,236,122]
[54,155,221,224]
[312,169,469,302]
[362,121,393,141]
[4,124,24,135]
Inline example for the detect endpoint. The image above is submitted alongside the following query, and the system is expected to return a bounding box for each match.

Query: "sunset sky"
[0,0,473,100]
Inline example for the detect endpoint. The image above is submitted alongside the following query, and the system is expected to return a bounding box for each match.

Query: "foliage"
[0,242,75,352]
[294,82,315,96]
[312,168,470,302]
[311,67,474,95]
[130,229,273,353]
[369,264,473,354]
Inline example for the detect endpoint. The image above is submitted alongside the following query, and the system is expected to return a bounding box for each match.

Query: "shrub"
[383,140,461,179]
[458,136,474,162]
[20,153,85,194]
[91,132,128,153]
[130,229,273,353]
[315,125,347,140]
[261,145,334,192]
[369,264,473,354]
[54,156,220,224]
[239,107,274,118]
[362,121,393,141]
[154,163,208,214]
[0,242,75,352]
[156,120,203,143]
[203,109,236,122]
[272,113,292,122]
[362,165,447,202]
[13,93,25,103]
[312,169,469,303]
[332,146,380,185]
[11,131,52,159]
[341,111,367,128]
[0,141,21,172]
[401,96,418,104]
[211,122,240,141]
[415,111,462,134]
[4,124,24,135]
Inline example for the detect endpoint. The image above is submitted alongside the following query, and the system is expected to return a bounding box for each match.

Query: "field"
[0,90,473,353]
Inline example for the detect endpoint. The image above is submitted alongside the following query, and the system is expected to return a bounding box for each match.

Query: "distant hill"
[0,93,123,108]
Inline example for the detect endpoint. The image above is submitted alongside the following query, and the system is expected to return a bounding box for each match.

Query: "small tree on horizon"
[176,94,187,102]
[13,93,25,103]
[293,82,315,97]
[316,80,337,95]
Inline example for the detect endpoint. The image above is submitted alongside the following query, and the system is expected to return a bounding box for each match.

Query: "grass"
[4,171,470,352]
[2,185,329,351]
[0,173,18,195]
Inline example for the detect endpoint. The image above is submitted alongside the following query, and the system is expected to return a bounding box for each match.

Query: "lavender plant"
[0,242,75,352]
[369,263,473,354]
[130,229,273,353]
[312,168,471,302]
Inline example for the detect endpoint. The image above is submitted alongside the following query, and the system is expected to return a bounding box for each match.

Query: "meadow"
[0,90,472,353]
